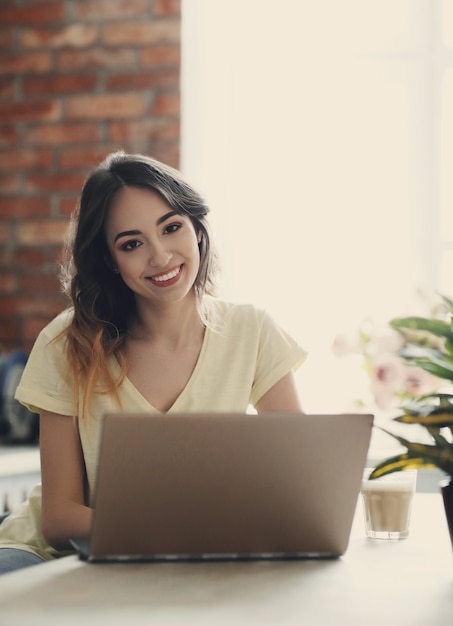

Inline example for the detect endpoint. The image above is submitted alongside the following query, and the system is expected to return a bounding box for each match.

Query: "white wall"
[181,0,451,412]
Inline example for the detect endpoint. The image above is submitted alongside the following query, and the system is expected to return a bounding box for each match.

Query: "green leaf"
[395,412,453,427]
[408,361,453,381]
[444,340,453,356]
[398,344,453,380]
[377,427,453,474]
[376,296,453,479]
[426,426,451,448]
[399,343,453,365]
[400,394,453,416]
[441,294,453,313]
[390,316,453,342]
[369,454,437,479]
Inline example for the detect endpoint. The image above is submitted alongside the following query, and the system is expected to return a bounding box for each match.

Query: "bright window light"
[181,0,450,412]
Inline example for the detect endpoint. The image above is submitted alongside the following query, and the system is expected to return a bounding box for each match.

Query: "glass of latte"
[361,469,417,539]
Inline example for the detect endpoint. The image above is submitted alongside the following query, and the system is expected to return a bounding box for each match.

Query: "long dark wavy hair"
[60,151,218,417]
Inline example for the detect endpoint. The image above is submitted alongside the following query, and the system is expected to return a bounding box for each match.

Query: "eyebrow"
[114,229,140,243]
[157,210,179,225]
[113,211,180,243]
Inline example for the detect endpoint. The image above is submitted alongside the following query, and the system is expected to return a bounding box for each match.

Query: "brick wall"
[0,0,181,353]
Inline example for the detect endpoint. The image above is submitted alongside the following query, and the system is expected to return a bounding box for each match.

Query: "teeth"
[151,267,180,282]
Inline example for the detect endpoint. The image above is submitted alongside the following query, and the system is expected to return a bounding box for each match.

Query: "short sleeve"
[250,309,307,405]
[15,313,75,416]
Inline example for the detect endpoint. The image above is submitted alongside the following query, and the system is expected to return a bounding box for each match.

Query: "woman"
[0,152,306,574]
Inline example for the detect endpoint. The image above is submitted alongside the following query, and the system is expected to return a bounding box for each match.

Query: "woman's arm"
[39,410,93,550]
[255,371,304,413]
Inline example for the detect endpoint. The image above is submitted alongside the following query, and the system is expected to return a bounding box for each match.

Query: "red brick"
[73,0,148,20]
[0,175,18,195]
[0,242,67,274]
[19,272,61,293]
[150,142,179,168]
[0,271,15,294]
[16,218,70,245]
[0,77,14,99]
[2,335,21,352]
[1,1,50,7]
[0,247,11,267]
[56,48,137,71]
[103,21,180,46]
[105,68,179,91]
[24,122,101,146]
[0,29,14,50]
[140,45,180,67]
[23,74,98,96]
[21,317,47,348]
[0,2,65,26]
[23,314,66,348]
[25,174,85,193]
[0,245,11,266]
[0,219,10,244]
[0,126,18,147]
[58,197,78,217]
[21,24,99,49]
[153,0,181,17]
[0,2,182,353]
[66,93,147,120]
[108,119,180,143]
[0,100,61,123]
[0,198,50,218]
[57,147,114,170]
[7,248,47,268]
[0,294,64,319]
[152,92,180,116]
[0,52,52,74]
[0,315,19,349]
[0,149,53,172]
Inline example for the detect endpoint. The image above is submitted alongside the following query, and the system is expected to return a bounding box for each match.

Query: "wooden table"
[0,493,452,626]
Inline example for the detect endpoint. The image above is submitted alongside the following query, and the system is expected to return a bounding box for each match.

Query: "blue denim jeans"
[0,548,45,575]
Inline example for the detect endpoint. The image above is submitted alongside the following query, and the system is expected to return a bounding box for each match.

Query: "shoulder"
[203,296,266,328]
[33,308,73,348]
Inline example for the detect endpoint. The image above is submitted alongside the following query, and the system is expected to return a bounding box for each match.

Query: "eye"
[163,222,182,235]
[121,239,142,251]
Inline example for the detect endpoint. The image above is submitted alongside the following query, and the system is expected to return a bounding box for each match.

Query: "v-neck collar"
[112,324,211,414]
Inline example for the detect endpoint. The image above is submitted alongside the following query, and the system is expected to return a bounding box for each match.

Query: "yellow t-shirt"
[0,297,306,560]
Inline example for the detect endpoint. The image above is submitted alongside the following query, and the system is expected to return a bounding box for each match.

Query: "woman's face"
[105,186,201,308]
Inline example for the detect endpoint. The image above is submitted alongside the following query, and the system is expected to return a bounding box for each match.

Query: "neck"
[129,293,205,350]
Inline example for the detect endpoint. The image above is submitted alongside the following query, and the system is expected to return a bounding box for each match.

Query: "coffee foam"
[361,480,414,492]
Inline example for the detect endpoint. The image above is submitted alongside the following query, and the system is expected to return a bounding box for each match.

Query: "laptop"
[71,411,373,562]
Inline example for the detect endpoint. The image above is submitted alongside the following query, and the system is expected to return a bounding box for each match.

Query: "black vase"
[440,478,453,549]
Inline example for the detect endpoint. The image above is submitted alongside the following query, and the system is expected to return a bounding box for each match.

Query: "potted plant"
[369,294,453,548]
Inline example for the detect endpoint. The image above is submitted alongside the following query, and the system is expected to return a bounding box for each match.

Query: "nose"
[148,240,172,268]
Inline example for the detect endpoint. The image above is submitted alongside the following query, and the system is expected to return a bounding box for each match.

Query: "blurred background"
[1,0,452,436]
[182,0,453,414]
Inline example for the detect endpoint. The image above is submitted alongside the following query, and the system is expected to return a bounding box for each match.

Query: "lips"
[148,265,182,286]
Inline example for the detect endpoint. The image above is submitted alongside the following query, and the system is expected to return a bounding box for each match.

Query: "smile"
[148,265,182,285]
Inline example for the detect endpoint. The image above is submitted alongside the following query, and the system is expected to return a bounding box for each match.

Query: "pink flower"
[371,354,406,410]
[404,366,439,396]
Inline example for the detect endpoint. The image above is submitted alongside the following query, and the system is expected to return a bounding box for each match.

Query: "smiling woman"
[105,187,202,303]
[0,151,307,575]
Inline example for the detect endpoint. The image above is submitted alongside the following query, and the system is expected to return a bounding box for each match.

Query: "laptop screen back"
[86,412,373,560]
